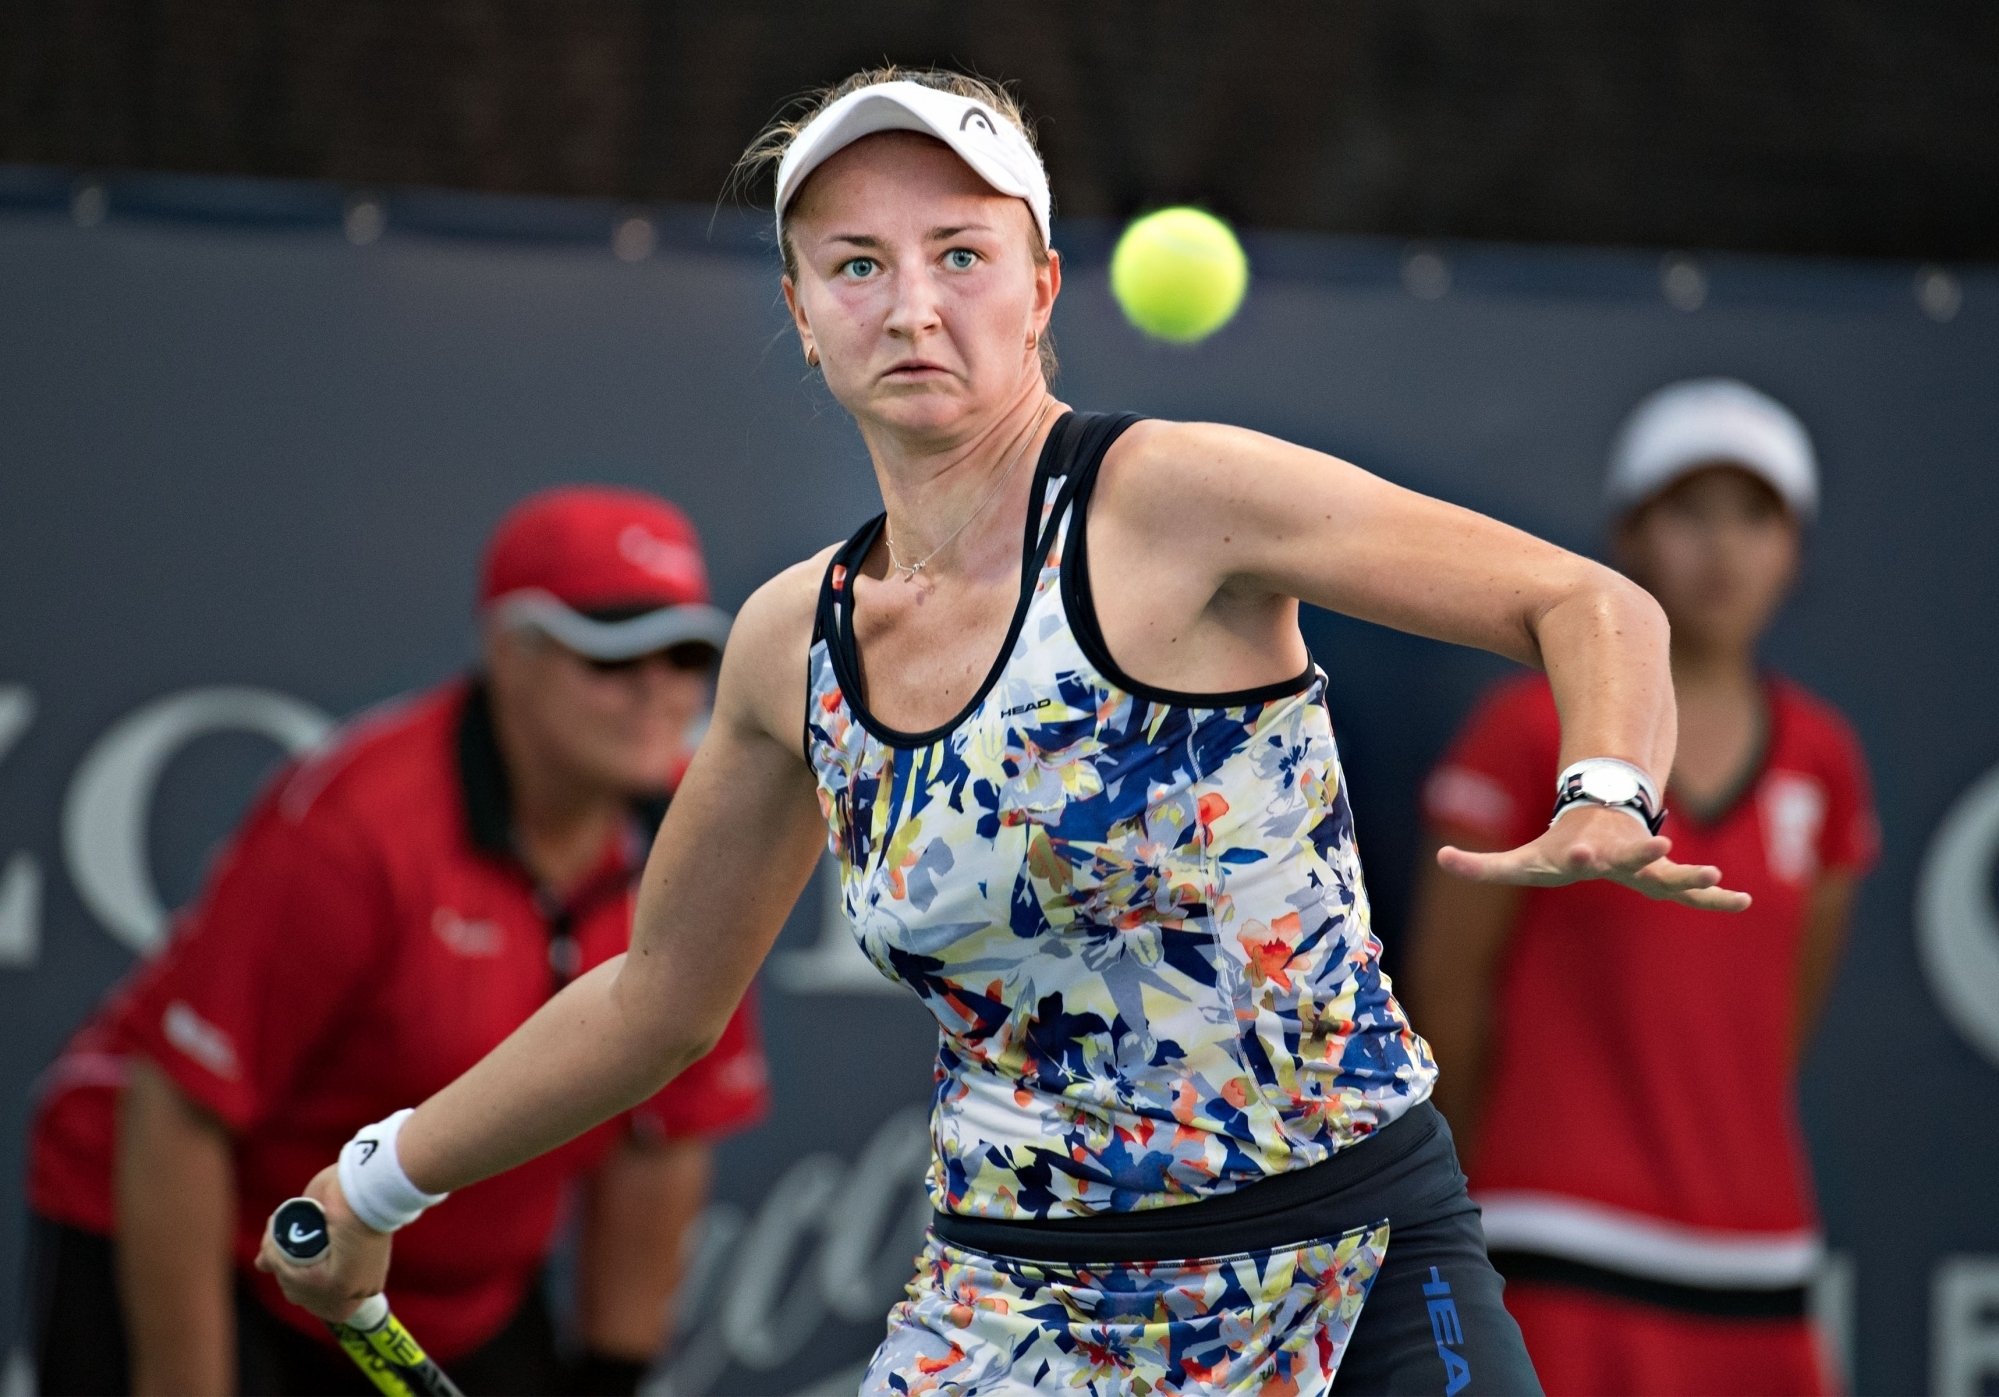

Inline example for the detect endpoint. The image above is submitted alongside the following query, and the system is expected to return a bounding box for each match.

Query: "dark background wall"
[0,166,1995,1392]
[3,1,1997,259]
[4,7,1999,1393]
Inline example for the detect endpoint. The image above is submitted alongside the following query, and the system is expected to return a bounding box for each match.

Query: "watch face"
[1578,765,1642,805]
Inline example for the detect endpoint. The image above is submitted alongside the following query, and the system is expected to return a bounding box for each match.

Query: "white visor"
[1606,378,1819,521]
[773,81,1052,246]
[488,589,732,661]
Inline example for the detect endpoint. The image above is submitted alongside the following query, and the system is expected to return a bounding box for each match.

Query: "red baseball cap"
[479,486,732,660]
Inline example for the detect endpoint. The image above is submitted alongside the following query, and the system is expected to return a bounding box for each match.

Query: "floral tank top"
[806,411,1437,1220]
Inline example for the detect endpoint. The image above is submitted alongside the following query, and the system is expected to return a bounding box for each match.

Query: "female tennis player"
[261,69,1747,1393]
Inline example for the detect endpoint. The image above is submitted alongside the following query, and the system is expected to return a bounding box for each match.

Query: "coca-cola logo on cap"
[618,524,706,592]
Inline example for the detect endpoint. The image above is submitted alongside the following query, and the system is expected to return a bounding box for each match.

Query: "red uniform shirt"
[28,679,768,1361]
[1423,674,1876,1264]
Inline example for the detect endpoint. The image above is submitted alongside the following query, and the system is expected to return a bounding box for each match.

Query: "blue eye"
[944,249,977,270]
[842,257,879,278]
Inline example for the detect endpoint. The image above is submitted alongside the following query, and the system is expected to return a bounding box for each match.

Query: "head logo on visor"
[774,81,1053,246]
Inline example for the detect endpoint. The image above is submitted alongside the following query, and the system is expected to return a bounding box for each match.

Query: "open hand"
[254,1165,392,1323]
[1438,803,1751,911]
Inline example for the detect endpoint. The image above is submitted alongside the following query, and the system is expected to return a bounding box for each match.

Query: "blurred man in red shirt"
[26,487,769,1395]
[1409,381,1876,1395]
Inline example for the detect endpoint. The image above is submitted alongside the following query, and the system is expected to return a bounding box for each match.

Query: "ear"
[780,275,818,366]
[1032,249,1062,341]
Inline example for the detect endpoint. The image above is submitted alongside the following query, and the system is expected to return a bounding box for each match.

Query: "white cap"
[1606,378,1818,521]
[773,81,1052,246]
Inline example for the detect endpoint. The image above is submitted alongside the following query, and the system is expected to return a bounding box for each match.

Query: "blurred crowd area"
[3,0,1996,258]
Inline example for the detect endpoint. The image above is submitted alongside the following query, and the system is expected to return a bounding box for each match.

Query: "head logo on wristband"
[336,1109,450,1234]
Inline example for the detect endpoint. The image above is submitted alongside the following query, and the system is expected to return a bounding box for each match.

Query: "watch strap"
[1551,758,1666,835]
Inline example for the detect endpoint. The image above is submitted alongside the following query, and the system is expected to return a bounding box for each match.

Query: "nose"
[882,260,945,342]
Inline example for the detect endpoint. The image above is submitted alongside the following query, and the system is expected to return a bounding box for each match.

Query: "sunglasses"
[579,642,718,676]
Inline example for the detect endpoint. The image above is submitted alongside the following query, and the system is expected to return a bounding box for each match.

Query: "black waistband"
[932,1100,1461,1263]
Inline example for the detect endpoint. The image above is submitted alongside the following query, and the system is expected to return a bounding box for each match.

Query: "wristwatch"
[1551,758,1666,835]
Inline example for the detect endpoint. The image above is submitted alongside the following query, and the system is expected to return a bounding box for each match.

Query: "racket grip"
[345,1293,392,1330]
[268,1197,462,1397]
[269,1199,393,1334]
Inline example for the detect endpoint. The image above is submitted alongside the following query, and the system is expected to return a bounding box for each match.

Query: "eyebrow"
[824,223,993,249]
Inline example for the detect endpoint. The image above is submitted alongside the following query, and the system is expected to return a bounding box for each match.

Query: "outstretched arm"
[1102,421,1747,911]
[258,559,830,1320]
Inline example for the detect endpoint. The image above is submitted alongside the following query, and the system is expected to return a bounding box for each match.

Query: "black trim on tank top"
[817,412,1085,750]
[1057,420,1317,709]
[1490,1250,1810,1319]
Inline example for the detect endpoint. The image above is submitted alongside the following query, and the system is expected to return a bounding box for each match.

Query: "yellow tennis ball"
[1110,207,1249,344]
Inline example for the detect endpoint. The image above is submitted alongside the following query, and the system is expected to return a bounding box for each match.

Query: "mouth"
[879,360,952,382]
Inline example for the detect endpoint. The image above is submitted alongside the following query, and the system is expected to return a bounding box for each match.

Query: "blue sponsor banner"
[1,165,1995,1392]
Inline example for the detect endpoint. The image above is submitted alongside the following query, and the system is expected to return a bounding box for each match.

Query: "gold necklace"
[885,401,1053,581]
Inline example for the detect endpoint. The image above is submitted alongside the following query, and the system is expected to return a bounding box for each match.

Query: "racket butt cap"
[272,1197,331,1264]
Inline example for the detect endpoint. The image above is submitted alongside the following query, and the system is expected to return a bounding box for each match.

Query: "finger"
[1560,841,1617,877]
[1632,858,1723,893]
[1438,844,1539,884]
[268,1263,358,1322]
[1673,885,1753,912]
[1555,837,1655,880]
[1440,843,1585,889]
[1436,844,1495,879]
[1588,834,1673,875]
[1628,859,1753,911]
[310,1290,369,1325]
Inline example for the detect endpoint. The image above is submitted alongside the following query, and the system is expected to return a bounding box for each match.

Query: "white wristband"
[336,1109,449,1234]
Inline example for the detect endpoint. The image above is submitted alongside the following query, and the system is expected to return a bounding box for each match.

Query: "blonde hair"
[734,66,1058,381]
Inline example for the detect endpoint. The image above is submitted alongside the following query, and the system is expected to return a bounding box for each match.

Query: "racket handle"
[267,1198,464,1397]
[345,1292,393,1330]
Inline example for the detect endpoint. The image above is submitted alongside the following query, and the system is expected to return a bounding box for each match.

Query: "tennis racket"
[270,1197,465,1397]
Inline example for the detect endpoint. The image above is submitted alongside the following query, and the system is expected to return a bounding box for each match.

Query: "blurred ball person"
[24,487,769,1395]
[1407,380,1878,1395]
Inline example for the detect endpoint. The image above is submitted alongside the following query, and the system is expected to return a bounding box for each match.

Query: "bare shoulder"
[1098,418,1361,532]
[712,545,837,754]
[735,546,832,642]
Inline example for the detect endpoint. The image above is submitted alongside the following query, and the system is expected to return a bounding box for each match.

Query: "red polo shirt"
[1423,673,1875,1245]
[28,679,768,1361]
